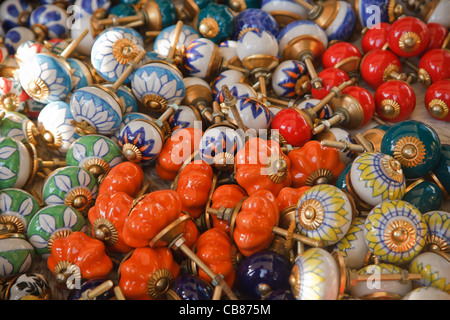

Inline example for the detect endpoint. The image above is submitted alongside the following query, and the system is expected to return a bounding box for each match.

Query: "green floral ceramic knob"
[364,200,428,265]
[422,210,450,253]
[42,166,98,215]
[0,188,41,235]
[0,111,38,146]
[0,233,35,277]
[0,137,32,190]
[26,204,87,258]
[409,250,450,293]
[66,134,123,178]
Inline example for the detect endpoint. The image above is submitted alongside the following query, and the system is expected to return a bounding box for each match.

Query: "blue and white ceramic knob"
[409,250,450,292]
[0,273,51,300]
[403,287,450,300]
[315,127,356,166]
[184,37,221,80]
[353,0,390,28]
[380,120,442,180]
[111,112,153,144]
[215,83,257,104]
[402,180,443,215]
[236,28,279,71]
[296,98,333,120]
[66,58,94,92]
[0,137,32,190]
[295,184,354,246]
[322,1,356,42]
[0,0,32,34]
[169,105,202,131]
[37,101,81,155]
[364,200,428,265]
[0,188,40,235]
[103,83,139,114]
[0,233,34,277]
[212,69,247,100]
[171,275,214,300]
[271,60,310,100]
[196,3,235,43]
[4,27,35,55]
[66,134,123,178]
[73,0,112,17]
[290,247,341,300]
[26,204,87,258]
[261,0,310,28]
[14,40,49,67]
[236,250,292,299]
[42,166,98,214]
[131,61,185,114]
[91,27,145,84]
[348,152,406,209]
[227,97,272,132]
[18,53,72,104]
[29,4,69,40]
[422,210,450,253]
[234,8,280,40]
[118,118,165,165]
[153,24,200,57]
[69,15,96,57]
[219,40,240,66]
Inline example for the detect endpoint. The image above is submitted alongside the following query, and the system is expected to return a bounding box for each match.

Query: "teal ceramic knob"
[0,137,32,190]
[197,3,235,43]
[380,120,442,180]
[422,210,450,253]
[409,250,450,293]
[429,144,450,201]
[295,184,354,246]
[0,233,35,277]
[66,135,123,178]
[335,163,351,192]
[0,111,39,146]
[402,179,443,215]
[364,200,428,265]
[42,166,98,215]
[0,188,40,235]
[26,204,87,258]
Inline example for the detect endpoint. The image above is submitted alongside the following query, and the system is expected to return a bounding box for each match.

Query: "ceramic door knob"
[29,4,69,41]
[361,22,391,54]
[97,161,145,198]
[0,111,38,146]
[425,22,448,52]
[409,250,450,292]
[0,233,35,278]
[74,0,112,17]
[403,180,443,215]
[196,3,235,43]
[321,42,361,79]
[4,26,36,55]
[227,97,272,132]
[360,48,405,89]
[153,24,200,58]
[271,60,310,100]
[424,79,450,121]
[0,0,33,33]
[169,105,202,131]
[177,0,214,22]
[216,83,257,105]
[374,80,416,123]
[354,0,390,28]
[211,69,247,100]
[260,0,310,28]
[388,16,430,58]
[0,136,32,190]
[403,287,450,300]
[234,8,280,40]
[170,274,214,300]
[0,273,51,300]
[422,210,450,253]
[310,68,350,100]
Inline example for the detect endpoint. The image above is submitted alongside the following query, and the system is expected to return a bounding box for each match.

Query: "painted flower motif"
[0,237,34,277]
[199,126,245,165]
[0,189,39,227]
[184,38,214,78]
[409,252,450,292]
[153,25,200,57]
[29,4,68,39]
[0,0,33,32]
[0,138,19,185]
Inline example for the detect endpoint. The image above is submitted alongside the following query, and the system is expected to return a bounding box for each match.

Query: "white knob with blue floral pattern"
[4,26,35,55]
[0,0,32,34]
[227,97,272,132]
[29,4,69,41]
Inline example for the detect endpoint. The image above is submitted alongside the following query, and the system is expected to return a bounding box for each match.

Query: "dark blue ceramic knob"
[171,274,214,300]
[430,144,450,200]
[402,179,443,214]
[262,289,295,300]
[234,8,279,40]
[67,278,115,300]
[235,250,292,300]
[380,120,442,180]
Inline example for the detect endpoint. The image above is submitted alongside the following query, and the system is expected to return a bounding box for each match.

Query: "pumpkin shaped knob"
[98,161,145,198]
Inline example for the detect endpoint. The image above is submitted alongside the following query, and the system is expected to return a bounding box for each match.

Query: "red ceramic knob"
[341,86,376,127]
[374,80,416,123]
[321,42,362,76]
[425,23,448,53]
[311,68,350,100]
[424,79,450,121]
[98,161,144,198]
[360,49,402,88]
[271,108,313,147]
[210,184,247,234]
[388,16,430,58]
[361,22,391,54]
[179,212,199,249]
[418,48,450,88]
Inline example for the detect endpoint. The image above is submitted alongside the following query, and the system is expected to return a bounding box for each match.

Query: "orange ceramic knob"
[180,211,200,249]
[156,127,204,181]
[210,184,247,234]
[88,192,134,253]
[123,190,182,248]
[276,186,311,212]
[47,232,113,285]
[233,190,280,257]
[288,140,345,188]
[176,160,214,219]
[195,228,236,288]
[235,137,292,197]
[118,247,180,300]
[98,161,144,198]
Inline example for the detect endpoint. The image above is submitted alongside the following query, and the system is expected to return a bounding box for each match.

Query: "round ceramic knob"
[354,0,390,28]
[364,200,427,264]
[169,105,202,131]
[271,108,313,147]
[290,247,340,300]
[118,118,165,165]
[29,4,69,40]
[153,24,200,58]
[26,204,87,258]
[425,22,448,52]
[236,28,279,67]
[103,83,139,114]
[374,80,416,123]
[424,79,450,121]
[184,37,224,80]
[321,42,362,79]
[66,134,123,178]
[403,287,450,300]
[403,180,443,215]
[66,58,95,92]
[219,40,240,66]
[108,2,137,18]
[211,69,247,100]
[0,233,34,277]
[0,273,51,300]
[171,275,214,300]
[409,250,450,292]
[42,166,98,214]
[419,49,450,88]
[14,39,47,67]
[422,210,450,253]
[0,0,32,33]
[0,188,40,235]
[361,22,391,54]
[295,98,333,120]
[380,120,441,179]
[227,97,272,131]
[0,137,32,190]
[228,0,261,13]
[360,49,404,89]
[74,0,112,17]
[67,278,115,300]
[236,250,292,299]
[18,52,72,104]
[4,26,36,55]
[234,8,279,40]
[348,152,406,210]
[131,61,185,114]
[197,3,235,43]
[349,263,415,299]
[216,83,257,103]
[310,68,349,100]
[333,217,369,270]
[315,127,357,165]
[321,0,356,42]
[430,144,450,200]
[36,101,81,155]
[91,26,145,84]
[388,17,430,58]
[177,0,214,21]
[260,0,309,29]
[0,111,37,145]
[111,112,153,143]
[295,184,354,246]
[271,60,310,100]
